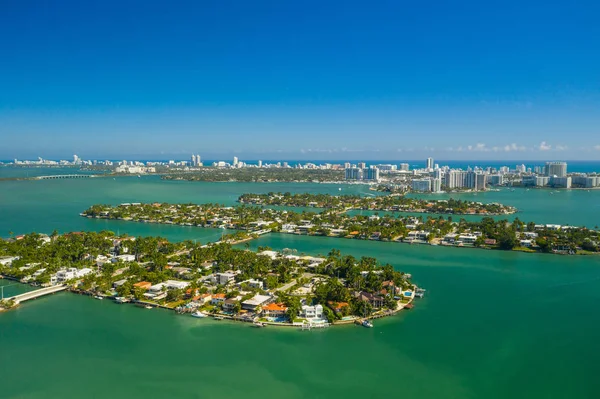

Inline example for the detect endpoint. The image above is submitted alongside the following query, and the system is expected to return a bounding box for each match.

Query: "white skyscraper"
[73,154,80,164]
[545,161,567,178]
[258,160,263,168]
[233,156,239,167]
[426,157,434,171]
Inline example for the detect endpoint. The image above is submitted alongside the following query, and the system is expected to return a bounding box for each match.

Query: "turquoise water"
[1,176,600,398]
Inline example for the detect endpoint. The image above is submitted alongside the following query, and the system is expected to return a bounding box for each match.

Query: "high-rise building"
[412,179,432,192]
[344,162,351,169]
[258,160,263,168]
[545,161,567,178]
[431,178,442,193]
[399,163,409,171]
[357,162,366,169]
[426,157,434,171]
[233,157,239,167]
[487,174,504,186]
[73,155,80,164]
[375,164,397,172]
[345,168,363,181]
[191,154,196,166]
[365,167,379,181]
[475,173,487,191]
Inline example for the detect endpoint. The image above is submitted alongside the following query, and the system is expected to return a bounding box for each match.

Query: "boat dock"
[6,284,68,304]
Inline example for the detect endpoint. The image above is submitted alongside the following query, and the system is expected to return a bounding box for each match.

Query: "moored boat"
[361,320,373,328]
[93,295,103,300]
[252,321,266,328]
[191,311,207,318]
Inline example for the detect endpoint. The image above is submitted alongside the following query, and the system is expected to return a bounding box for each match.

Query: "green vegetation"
[162,168,344,183]
[81,202,600,256]
[239,192,517,215]
[0,231,416,323]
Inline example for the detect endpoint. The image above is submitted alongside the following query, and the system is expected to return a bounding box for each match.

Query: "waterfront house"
[113,278,128,288]
[519,239,533,247]
[262,302,288,318]
[223,297,241,312]
[301,304,324,319]
[241,294,272,311]
[56,269,76,282]
[328,301,350,314]
[354,291,385,308]
[484,239,497,245]
[211,293,226,305]
[133,281,152,290]
[457,234,478,245]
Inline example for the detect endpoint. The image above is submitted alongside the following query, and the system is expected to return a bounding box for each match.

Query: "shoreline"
[82,214,595,257]
[1,280,419,329]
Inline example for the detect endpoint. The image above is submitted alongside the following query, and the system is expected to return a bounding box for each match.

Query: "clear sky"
[1,0,599,161]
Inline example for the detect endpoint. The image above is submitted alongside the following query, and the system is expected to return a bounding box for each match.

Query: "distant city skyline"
[1,1,599,160]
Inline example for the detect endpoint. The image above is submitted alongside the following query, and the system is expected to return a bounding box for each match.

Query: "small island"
[0,232,418,327]
[238,192,518,215]
[81,202,600,255]
[162,168,345,183]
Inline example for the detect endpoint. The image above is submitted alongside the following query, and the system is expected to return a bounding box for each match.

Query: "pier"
[6,285,68,304]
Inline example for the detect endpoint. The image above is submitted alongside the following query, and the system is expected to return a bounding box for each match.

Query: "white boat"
[191,311,207,318]
[145,305,153,309]
[362,320,373,328]
[214,316,224,320]
[93,295,103,300]
[252,321,266,328]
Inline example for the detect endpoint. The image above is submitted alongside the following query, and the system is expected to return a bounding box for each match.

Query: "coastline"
[82,212,596,257]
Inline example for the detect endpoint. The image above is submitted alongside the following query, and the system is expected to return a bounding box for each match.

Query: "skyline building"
[545,161,567,177]
[426,157,434,171]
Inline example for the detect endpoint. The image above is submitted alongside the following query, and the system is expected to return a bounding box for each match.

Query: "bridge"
[35,174,94,180]
[6,285,68,304]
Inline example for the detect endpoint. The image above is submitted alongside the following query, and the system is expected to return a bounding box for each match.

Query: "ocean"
[1,174,600,398]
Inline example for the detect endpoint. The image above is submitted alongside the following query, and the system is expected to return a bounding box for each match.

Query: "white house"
[301,304,324,319]
[214,272,236,286]
[112,254,135,263]
[0,256,20,266]
[76,268,93,278]
[247,279,264,290]
[241,294,271,311]
[56,269,76,282]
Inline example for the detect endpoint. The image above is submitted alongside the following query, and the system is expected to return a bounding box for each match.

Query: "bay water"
[1,175,600,398]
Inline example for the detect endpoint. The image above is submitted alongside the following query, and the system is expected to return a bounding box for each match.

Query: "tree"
[166,288,183,302]
[133,287,146,301]
[116,280,133,297]
[498,231,517,250]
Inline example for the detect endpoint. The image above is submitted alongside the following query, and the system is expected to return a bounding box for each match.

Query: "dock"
[6,285,68,304]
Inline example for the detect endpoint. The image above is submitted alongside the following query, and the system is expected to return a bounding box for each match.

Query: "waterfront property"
[0,231,417,324]
[82,202,600,256]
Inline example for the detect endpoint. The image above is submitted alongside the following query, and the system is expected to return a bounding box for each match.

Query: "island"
[0,232,418,328]
[81,202,600,255]
[162,168,345,183]
[238,192,518,215]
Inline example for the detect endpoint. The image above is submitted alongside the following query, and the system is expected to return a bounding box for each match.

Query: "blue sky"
[1,0,599,161]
